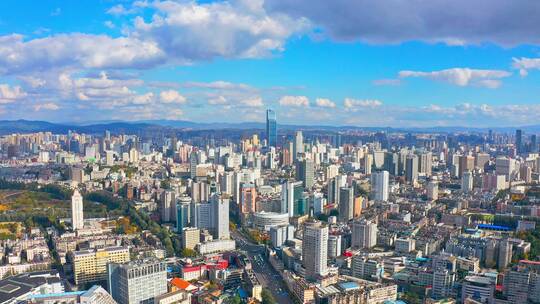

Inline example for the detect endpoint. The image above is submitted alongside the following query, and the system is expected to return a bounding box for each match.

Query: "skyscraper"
[461,170,473,193]
[281,180,302,217]
[516,129,523,154]
[107,259,167,304]
[293,131,304,160]
[176,200,191,232]
[189,150,198,179]
[339,187,354,222]
[296,158,314,189]
[266,109,277,147]
[371,171,389,201]
[302,220,328,280]
[71,189,84,230]
[211,194,230,240]
[405,154,418,184]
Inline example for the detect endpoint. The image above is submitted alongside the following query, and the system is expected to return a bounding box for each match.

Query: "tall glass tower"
[266,109,277,147]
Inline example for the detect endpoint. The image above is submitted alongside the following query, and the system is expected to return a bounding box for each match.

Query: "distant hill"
[0,119,537,135]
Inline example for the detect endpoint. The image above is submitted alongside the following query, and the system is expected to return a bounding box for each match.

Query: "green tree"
[261,288,276,304]
[226,295,241,304]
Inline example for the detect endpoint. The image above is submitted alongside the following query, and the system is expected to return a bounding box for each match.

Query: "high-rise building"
[338,187,354,222]
[351,220,377,249]
[240,183,257,214]
[327,234,342,258]
[419,152,432,176]
[405,154,418,184]
[427,180,438,200]
[302,221,328,280]
[459,154,475,178]
[107,259,167,304]
[71,189,84,230]
[516,129,523,154]
[432,270,455,300]
[281,181,303,217]
[296,158,315,189]
[371,171,389,201]
[461,171,473,193]
[189,150,198,179]
[266,109,277,147]
[270,224,295,248]
[531,134,538,153]
[160,190,175,222]
[176,200,191,232]
[293,131,304,160]
[211,194,230,240]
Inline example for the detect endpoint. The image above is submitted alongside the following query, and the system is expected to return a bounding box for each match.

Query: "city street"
[231,230,293,304]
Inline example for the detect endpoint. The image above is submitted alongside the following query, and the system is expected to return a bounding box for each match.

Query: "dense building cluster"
[1,113,540,303]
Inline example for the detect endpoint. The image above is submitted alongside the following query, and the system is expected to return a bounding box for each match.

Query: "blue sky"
[1,0,540,127]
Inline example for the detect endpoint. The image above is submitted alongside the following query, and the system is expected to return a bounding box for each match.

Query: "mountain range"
[0,119,537,135]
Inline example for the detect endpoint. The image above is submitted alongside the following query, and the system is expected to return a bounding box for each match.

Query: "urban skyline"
[3,2,540,304]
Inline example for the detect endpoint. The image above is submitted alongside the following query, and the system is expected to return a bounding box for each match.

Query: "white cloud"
[344,98,382,109]
[512,57,540,77]
[183,81,253,91]
[0,84,26,103]
[315,98,335,108]
[241,96,264,107]
[399,68,511,88]
[104,21,115,29]
[159,90,186,104]
[106,4,137,16]
[0,34,165,75]
[279,95,309,107]
[131,92,155,105]
[208,96,228,105]
[33,103,59,111]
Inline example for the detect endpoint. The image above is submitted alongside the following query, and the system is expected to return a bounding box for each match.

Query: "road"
[231,230,293,304]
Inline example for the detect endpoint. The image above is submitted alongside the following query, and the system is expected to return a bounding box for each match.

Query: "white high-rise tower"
[371,170,389,201]
[71,189,84,230]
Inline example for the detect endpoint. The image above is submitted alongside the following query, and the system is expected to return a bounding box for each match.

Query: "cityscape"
[2,1,540,304]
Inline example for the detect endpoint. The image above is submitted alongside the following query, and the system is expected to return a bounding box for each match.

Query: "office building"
[281,180,302,217]
[71,189,84,231]
[176,200,191,232]
[302,221,328,280]
[516,129,523,154]
[266,109,277,147]
[296,158,315,189]
[107,259,167,304]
